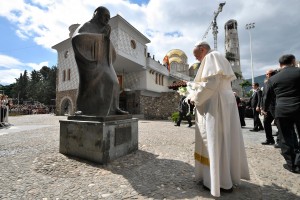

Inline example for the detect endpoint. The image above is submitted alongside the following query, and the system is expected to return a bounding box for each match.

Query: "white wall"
[110,17,148,68]
[146,69,171,93]
[56,40,79,92]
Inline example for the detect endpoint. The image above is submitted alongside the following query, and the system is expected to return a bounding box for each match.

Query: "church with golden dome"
[52,14,242,119]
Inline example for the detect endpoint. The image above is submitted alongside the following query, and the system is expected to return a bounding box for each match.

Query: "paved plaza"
[0,114,300,199]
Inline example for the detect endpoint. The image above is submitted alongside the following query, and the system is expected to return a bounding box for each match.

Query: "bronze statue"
[72,6,128,116]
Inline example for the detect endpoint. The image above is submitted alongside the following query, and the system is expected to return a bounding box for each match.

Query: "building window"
[67,69,71,81]
[63,70,66,82]
[130,40,136,49]
[154,72,165,86]
[158,74,161,85]
[64,51,69,58]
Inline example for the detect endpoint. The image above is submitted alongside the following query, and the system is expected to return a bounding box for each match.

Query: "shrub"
[171,112,179,122]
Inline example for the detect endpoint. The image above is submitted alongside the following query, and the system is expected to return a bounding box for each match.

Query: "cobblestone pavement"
[0,114,299,199]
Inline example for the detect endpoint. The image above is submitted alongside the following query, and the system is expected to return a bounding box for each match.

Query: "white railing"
[146,57,169,76]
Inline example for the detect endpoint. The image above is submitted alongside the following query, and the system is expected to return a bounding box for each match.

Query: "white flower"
[177,86,188,96]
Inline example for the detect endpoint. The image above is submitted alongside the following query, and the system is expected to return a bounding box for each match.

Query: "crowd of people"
[0,94,53,128]
[235,55,300,174]
[9,104,51,115]
[262,54,300,174]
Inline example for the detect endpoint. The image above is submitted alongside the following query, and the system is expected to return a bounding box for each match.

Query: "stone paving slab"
[0,114,299,199]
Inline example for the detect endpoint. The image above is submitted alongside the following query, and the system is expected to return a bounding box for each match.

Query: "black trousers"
[177,112,192,126]
[238,106,246,126]
[277,116,300,168]
[263,111,275,142]
[253,109,263,130]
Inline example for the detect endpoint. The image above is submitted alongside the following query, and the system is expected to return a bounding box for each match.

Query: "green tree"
[239,80,252,97]
[10,66,57,105]
[22,70,29,100]
[12,71,29,103]
[40,66,51,80]
[38,66,57,105]
[45,66,57,105]
[28,70,42,102]
[0,83,15,97]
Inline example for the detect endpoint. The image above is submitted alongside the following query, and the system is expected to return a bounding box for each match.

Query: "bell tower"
[225,19,243,96]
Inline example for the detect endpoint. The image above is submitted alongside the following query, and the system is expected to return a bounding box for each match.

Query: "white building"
[52,14,192,117]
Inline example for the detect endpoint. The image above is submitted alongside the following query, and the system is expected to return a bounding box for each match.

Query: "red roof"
[168,80,187,90]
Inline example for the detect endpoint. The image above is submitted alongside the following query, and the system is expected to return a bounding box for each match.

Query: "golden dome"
[169,57,183,64]
[166,49,187,59]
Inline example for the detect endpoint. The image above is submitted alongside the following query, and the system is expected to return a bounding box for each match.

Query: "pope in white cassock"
[186,41,250,197]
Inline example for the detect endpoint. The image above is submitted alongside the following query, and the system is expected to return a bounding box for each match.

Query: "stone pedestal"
[59,115,138,164]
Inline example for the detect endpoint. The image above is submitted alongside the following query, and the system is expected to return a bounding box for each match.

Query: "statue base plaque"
[59,115,138,164]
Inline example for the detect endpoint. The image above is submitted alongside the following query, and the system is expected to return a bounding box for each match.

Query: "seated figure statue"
[72,6,128,116]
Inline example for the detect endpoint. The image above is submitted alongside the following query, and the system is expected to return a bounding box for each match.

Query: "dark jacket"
[249,88,262,108]
[178,96,188,114]
[178,96,194,115]
[261,81,276,114]
[264,66,300,118]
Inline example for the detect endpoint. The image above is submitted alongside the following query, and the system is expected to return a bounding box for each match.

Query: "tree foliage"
[6,66,57,105]
[239,80,252,97]
[239,80,252,88]
[0,83,15,97]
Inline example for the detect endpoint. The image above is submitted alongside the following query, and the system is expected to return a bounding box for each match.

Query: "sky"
[1,0,300,85]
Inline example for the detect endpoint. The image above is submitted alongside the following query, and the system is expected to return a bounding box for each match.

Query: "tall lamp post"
[245,22,255,84]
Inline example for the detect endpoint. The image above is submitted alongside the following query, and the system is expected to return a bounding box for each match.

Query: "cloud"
[0,54,24,69]
[0,54,49,85]
[1,0,300,83]
[27,61,49,71]
[0,68,24,85]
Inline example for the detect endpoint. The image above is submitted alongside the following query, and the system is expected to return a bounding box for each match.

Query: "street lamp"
[245,22,255,85]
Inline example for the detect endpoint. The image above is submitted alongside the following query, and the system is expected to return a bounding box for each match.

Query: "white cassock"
[186,51,250,197]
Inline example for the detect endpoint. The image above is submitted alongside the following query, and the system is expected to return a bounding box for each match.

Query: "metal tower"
[202,2,226,50]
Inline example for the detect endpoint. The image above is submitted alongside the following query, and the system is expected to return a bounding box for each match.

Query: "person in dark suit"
[248,82,264,132]
[175,96,193,127]
[234,92,246,127]
[260,69,278,145]
[263,54,300,173]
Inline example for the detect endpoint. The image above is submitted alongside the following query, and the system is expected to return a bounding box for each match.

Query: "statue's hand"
[104,25,111,37]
